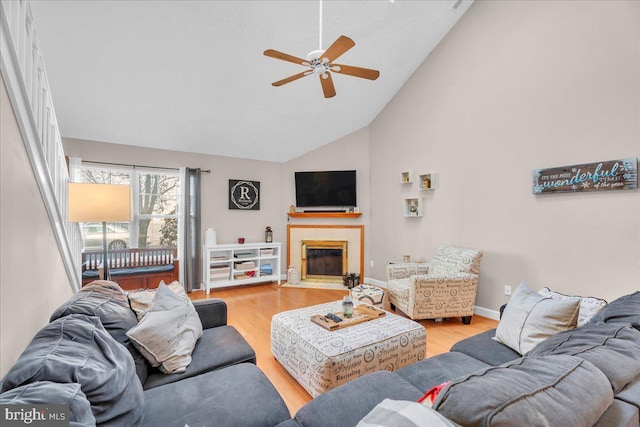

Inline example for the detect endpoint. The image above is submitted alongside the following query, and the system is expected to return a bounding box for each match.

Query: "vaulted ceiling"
[30,1,472,162]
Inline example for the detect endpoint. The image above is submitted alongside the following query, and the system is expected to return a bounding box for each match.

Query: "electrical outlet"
[504,285,512,296]
[370,260,374,268]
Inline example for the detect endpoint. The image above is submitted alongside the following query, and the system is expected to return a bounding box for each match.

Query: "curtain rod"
[82,160,211,173]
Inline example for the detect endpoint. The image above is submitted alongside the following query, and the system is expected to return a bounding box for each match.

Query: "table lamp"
[68,183,131,281]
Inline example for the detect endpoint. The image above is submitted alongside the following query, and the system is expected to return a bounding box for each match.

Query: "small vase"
[265,230,273,243]
[343,295,354,318]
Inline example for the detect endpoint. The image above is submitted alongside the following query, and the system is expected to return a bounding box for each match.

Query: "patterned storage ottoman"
[271,300,426,397]
[350,284,388,309]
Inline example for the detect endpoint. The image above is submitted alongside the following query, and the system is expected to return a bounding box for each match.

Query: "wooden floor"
[189,283,498,415]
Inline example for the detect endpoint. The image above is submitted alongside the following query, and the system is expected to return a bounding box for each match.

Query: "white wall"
[369,0,640,312]
[0,75,73,376]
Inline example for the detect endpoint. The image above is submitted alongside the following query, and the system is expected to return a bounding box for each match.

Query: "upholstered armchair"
[386,245,484,324]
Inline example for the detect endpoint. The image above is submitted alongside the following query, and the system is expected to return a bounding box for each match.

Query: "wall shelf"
[403,197,424,217]
[287,212,362,219]
[418,173,438,190]
[400,171,414,184]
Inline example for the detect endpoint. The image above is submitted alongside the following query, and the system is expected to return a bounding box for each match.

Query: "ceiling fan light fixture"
[305,49,325,61]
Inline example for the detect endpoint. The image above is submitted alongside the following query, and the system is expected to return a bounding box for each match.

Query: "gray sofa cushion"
[142,324,256,390]
[193,298,228,329]
[293,371,423,427]
[593,399,640,427]
[527,323,640,393]
[275,420,302,427]
[0,314,145,426]
[589,291,640,326]
[449,329,521,366]
[395,351,490,392]
[433,355,613,427]
[617,376,640,413]
[142,363,290,427]
[49,280,149,383]
[0,381,95,427]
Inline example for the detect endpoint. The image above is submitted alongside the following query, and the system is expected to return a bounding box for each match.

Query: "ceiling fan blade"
[320,35,355,63]
[264,49,309,66]
[332,64,380,80]
[272,71,312,87]
[319,73,336,98]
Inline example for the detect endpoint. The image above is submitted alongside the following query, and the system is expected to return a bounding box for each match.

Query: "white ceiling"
[30,0,472,162]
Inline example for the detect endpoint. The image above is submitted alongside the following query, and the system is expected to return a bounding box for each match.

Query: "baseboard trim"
[474,305,500,321]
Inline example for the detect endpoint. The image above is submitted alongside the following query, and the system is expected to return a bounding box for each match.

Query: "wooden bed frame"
[82,247,179,291]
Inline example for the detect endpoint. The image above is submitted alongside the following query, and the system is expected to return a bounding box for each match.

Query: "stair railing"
[1,0,83,291]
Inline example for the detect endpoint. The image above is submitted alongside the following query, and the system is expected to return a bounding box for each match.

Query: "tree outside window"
[77,166,180,250]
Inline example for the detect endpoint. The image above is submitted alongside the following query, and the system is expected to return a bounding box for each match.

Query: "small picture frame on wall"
[229,179,260,210]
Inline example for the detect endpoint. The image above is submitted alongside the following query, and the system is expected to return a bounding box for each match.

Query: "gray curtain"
[182,168,202,292]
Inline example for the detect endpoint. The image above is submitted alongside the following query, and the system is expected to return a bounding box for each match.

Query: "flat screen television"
[295,170,356,209]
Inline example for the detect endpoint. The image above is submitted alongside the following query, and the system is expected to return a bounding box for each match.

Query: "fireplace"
[301,240,348,282]
[288,225,364,284]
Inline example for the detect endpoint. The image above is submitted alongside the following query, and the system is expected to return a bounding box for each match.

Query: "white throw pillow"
[494,282,580,354]
[538,287,607,327]
[356,399,456,427]
[128,280,187,321]
[126,282,203,374]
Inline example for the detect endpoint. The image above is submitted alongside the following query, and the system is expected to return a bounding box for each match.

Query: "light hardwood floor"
[189,283,498,415]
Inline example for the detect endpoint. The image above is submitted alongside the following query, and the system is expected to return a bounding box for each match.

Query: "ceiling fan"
[263,1,379,98]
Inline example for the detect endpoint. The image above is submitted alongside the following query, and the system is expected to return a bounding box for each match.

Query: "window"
[74,164,180,251]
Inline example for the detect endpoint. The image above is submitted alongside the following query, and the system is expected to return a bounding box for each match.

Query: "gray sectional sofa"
[0,281,291,426]
[3,280,640,427]
[282,291,640,427]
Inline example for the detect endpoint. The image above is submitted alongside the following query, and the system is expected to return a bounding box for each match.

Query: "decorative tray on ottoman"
[311,304,386,331]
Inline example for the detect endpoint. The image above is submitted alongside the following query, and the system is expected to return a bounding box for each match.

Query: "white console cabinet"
[202,242,281,294]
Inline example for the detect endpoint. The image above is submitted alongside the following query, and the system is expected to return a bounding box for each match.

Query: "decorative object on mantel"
[533,158,637,195]
[265,226,273,243]
[229,179,260,210]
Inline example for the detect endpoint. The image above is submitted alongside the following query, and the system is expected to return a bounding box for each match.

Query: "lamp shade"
[68,183,131,222]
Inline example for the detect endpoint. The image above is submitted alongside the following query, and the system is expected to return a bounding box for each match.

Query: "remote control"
[325,313,343,323]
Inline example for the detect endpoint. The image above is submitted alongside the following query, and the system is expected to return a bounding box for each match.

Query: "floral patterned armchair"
[386,245,484,324]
